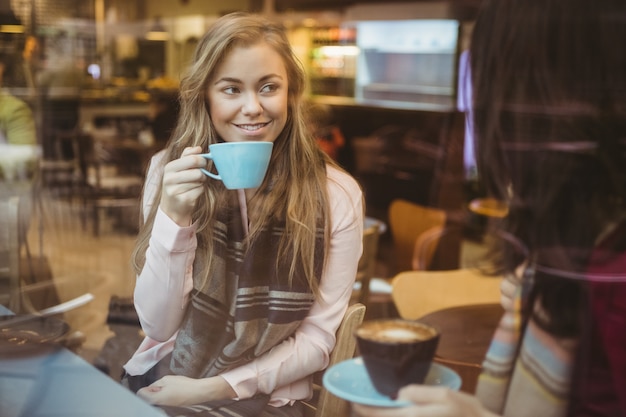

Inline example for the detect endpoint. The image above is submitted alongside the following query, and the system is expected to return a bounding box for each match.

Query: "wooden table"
[419,303,504,393]
[468,198,508,219]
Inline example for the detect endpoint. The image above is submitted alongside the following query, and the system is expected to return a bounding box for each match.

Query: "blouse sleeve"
[133,151,197,342]
[220,167,364,403]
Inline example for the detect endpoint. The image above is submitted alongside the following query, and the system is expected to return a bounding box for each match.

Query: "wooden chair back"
[302,303,366,417]
[39,128,82,197]
[354,218,384,305]
[388,199,446,272]
[78,133,144,236]
[0,197,21,311]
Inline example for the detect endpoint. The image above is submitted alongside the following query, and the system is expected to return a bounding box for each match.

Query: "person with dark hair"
[352,0,626,416]
[121,12,364,417]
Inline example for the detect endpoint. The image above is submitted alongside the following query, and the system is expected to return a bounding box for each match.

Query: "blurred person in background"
[305,101,345,162]
[145,91,180,151]
[352,0,626,416]
[0,53,36,147]
[9,35,41,99]
[0,52,40,248]
[37,31,85,101]
[37,32,85,161]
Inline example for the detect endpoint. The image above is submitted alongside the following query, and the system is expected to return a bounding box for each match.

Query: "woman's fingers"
[165,146,207,176]
[137,384,163,404]
[159,146,209,225]
[352,386,492,417]
[397,385,453,403]
[182,146,203,156]
[398,386,493,417]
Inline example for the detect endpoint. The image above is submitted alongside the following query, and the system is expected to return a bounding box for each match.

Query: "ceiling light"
[146,17,169,41]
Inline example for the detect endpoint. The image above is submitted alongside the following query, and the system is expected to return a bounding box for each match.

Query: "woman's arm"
[133,209,197,341]
[133,149,204,342]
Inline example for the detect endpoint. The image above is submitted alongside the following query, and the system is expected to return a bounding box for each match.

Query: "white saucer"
[322,357,462,408]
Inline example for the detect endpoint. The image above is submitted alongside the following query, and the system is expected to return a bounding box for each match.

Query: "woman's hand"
[352,385,498,417]
[137,375,237,407]
[159,146,208,226]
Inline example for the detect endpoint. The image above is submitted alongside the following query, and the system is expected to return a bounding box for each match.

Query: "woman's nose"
[241,93,262,116]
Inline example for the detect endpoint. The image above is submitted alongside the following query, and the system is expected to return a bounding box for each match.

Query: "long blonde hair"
[132,12,336,294]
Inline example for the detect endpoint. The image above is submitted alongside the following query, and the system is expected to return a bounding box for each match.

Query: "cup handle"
[199,153,221,181]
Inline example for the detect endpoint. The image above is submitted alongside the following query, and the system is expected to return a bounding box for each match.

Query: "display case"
[355,19,460,109]
[308,26,358,97]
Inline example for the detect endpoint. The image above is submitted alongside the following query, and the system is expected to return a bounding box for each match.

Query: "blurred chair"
[301,303,366,417]
[353,217,386,306]
[388,199,447,273]
[390,268,501,320]
[79,134,144,236]
[39,128,83,199]
[352,217,398,319]
[412,223,465,271]
[0,197,21,312]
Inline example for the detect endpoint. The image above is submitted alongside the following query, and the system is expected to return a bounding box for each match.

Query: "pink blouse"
[123,152,364,407]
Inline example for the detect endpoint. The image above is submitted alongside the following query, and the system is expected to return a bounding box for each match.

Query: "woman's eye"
[261,83,278,93]
[224,86,240,94]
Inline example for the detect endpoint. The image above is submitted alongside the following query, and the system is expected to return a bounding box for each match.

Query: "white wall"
[141,0,251,78]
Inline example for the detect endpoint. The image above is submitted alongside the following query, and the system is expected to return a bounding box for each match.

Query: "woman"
[123,12,364,417]
[353,0,626,416]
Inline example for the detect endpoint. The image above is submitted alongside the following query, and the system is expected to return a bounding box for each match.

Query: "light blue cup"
[200,141,273,189]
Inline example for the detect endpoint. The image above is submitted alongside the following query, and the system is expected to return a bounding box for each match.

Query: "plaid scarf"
[170,200,324,379]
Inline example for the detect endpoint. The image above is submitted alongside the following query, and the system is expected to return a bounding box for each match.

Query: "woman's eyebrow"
[213,74,284,86]
[213,77,242,85]
[259,73,284,82]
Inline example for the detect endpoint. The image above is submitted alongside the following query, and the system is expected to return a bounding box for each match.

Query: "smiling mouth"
[235,122,270,131]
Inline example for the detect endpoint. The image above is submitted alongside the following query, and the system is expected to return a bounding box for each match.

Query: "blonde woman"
[122,12,364,417]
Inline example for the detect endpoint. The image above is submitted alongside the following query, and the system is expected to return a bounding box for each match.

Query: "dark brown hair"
[470,0,626,412]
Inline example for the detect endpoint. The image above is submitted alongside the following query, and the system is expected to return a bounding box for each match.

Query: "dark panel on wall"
[274,0,355,11]
[270,0,483,20]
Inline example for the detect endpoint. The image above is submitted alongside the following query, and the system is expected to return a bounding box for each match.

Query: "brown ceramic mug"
[355,319,440,398]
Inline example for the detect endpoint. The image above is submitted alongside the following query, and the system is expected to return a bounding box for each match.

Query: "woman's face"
[206,42,289,144]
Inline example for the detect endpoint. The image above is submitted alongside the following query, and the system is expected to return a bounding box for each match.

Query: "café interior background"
[1,0,484,367]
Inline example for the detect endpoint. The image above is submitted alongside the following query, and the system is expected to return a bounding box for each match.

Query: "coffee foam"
[357,320,437,343]
[379,328,422,342]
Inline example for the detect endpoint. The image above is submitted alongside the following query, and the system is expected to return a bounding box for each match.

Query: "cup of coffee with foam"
[355,319,440,398]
